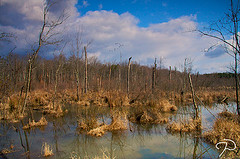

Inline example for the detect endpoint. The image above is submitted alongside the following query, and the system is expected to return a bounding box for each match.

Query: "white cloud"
[0,1,234,73]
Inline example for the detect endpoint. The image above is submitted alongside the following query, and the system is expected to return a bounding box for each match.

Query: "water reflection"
[0,104,225,159]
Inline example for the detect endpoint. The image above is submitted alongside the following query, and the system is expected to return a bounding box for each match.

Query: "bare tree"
[152,58,157,94]
[71,29,83,101]
[84,46,88,94]
[22,0,66,115]
[0,31,16,42]
[127,57,132,95]
[52,45,66,110]
[197,0,240,115]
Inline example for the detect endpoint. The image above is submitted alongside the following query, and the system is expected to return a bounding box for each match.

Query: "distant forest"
[0,52,236,101]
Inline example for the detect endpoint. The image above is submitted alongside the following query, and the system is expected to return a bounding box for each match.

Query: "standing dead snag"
[108,64,111,90]
[169,66,172,99]
[84,46,88,94]
[22,1,66,115]
[127,57,132,95]
[75,31,82,101]
[152,58,157,94]
[53,53,65,110]
[188,73,199,120]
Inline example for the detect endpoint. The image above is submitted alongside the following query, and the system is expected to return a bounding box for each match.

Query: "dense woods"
[0,52,237,103]
[0,53,234,101]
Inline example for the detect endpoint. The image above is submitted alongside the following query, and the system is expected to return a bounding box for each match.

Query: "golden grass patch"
[41,142,53,157]
[23,116,48,129]
[166,118,202,133]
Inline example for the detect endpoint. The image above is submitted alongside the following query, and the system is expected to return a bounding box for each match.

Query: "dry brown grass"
[107,112,128,131]
[129,109,169,124]
[43,102,66,117]
[166,118,202,133]
[158,99,178,112]
[78,118,99,131]
[74,90,130,107]
[23,116,48,129]
[203,111,240,158]
[203,111,240,144]
[28,91,49,106]
[87,111,128,137]
[41,142,53,157]
[87,124,108,137]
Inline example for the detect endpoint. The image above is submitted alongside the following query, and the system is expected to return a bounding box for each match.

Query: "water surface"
[1,103,235,158]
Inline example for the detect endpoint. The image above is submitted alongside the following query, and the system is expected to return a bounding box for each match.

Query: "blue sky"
[0,0,235,73]
[77,0,229,27]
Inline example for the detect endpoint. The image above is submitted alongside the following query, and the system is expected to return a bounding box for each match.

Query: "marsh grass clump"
[107,111,128,131]
[129,109,169,124]
[166,118,202,133]
[23,116,48,129]
[87,110,128,137]
[129,99,173,124]
[203,111,240,158]
[158,99,178,112]
[78,118,99,131]
[41,142,53,157]
[203,111,240,150]
[27,90,51,107]
[139,111,154,123]
[87,124,108,137]
[43,102,65,117]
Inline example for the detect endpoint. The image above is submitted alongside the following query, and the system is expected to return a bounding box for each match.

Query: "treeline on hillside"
[0,52,236,101]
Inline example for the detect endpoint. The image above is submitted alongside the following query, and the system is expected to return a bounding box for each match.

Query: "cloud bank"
[0,0,233,73]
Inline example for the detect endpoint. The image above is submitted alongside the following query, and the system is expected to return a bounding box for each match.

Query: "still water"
[0,103,235,159]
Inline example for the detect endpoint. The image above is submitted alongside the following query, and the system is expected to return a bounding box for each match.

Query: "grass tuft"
[41,142,53,157]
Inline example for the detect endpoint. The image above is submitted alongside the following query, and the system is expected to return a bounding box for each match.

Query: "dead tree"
[84,46,88,94]
[71,30,83,101]
[152,58,157,94]
[189,73,198,120]
[169,66,172,82]
[197,0,240,115]
[127,57,132,94]
[22,1,66,115]
[52,46,66,110]
[109,64,111,90]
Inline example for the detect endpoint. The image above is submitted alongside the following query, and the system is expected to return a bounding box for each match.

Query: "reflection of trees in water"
[0,104,221,159]
[171,126,218,158]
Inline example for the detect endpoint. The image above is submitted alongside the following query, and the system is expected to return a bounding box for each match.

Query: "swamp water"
[0,103,236,159]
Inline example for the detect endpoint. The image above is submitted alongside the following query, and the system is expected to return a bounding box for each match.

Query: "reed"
[23,116,48,129]
[41,142,53,157]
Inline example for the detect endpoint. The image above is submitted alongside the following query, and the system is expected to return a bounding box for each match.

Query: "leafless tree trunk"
[84,46,88,94]
[198,0,240,115]
[189,73,198,120]
[53,60,62,110]
[109,64,111,90]
[234,48,239,113]
[22,60,32,115]
[21,0,66,115]
[152,58,157,94]
[169,66,172,82]
[75,32,82,101]
[127,57,132,94]
[118,64,121,91]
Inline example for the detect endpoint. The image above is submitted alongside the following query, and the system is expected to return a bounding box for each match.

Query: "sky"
[0,0,235,73]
